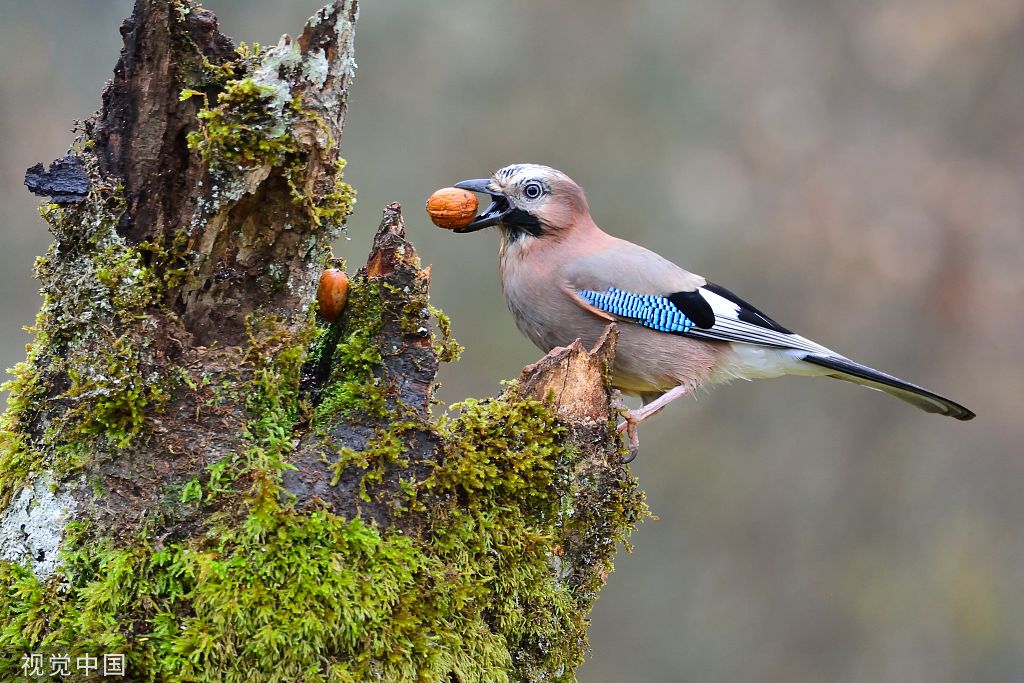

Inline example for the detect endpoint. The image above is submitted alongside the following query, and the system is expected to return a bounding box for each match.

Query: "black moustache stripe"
[504,208,544,238]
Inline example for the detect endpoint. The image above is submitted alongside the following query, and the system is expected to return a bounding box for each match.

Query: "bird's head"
[453,164,590,239]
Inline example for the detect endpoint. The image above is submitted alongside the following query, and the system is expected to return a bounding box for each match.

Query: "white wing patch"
[697,286,741,318]
[575,284,836,356]
[692,287,834,355]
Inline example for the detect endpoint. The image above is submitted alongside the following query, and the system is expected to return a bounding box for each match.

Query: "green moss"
[0,338,48,508]
[1,378,642,682]
[330,420,418,503]
[180,478,203,505]
[313,331,386,424]
[183,71,355,233]
[181,20,356,239]
[0,262,633,676]
[0,182,196,501]
[0,285,644,681]
[59,336,168,450]
[138,233,192,292]
[1,512,494,682]
[313,278,389,427]
[309,160,356,230]
[310,272,460,429]
[425,393,595,679]
[186,78,298,169]
[234,41,264,61]
[431,395,561,510]
[94,243,162,313]
[290,101,356,230]
[429,304,464,364]
[239,313,317,482]
[0,433,39,511]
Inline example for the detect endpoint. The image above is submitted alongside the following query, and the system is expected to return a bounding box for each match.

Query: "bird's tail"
[802,354,975,421]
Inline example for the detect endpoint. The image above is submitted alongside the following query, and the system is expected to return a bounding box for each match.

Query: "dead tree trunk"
[0,1,645,680]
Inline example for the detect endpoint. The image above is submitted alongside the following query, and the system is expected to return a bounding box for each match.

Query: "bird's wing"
[570,278,833,355]
[560,243,975,420]
[561,240,829,352]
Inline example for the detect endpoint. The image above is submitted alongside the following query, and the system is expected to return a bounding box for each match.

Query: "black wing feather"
[701,282,793,334]
[666,291,715,329]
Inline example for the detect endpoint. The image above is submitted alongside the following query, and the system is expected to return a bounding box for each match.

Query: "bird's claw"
[616,413,640,463]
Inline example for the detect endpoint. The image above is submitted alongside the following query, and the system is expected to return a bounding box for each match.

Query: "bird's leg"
[616,384,691,462]
[609,391,641,462]
[615,385,690,432]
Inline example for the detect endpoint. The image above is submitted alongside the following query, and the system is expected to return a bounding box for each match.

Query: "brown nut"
[426,187,479,229]
[317,268,349,322]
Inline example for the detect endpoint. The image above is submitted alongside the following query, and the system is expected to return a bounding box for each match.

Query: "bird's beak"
[453,178,511,233]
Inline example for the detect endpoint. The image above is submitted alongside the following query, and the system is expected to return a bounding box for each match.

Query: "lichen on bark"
[0,1,646,680]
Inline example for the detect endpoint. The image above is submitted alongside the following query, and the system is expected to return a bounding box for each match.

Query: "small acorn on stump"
[317,268,349,321]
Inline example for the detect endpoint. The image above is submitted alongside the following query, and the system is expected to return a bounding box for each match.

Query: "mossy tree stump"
[0,1,645,680]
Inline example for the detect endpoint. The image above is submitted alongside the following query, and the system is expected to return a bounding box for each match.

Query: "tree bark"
[0,2,644,680]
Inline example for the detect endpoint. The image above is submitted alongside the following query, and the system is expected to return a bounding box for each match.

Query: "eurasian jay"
[451,164,975,457]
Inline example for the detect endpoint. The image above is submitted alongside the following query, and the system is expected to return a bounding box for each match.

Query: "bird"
[449,163,975,458]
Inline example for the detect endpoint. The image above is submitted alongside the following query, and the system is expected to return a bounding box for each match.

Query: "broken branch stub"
[285,203,444,525]
[515,323,619,424]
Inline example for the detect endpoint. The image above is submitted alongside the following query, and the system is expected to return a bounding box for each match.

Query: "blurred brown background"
[2,1,1022,680]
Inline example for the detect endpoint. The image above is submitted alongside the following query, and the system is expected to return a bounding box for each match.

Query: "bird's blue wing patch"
[579,286,832,353]
[578,287,696,334]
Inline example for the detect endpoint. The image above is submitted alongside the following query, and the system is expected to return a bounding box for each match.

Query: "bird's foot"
[612,384,692,464]
[612,391,640,462]
[616,413,641,463]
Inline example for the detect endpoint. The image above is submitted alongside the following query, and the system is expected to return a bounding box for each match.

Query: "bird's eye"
[523,181,544,200]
